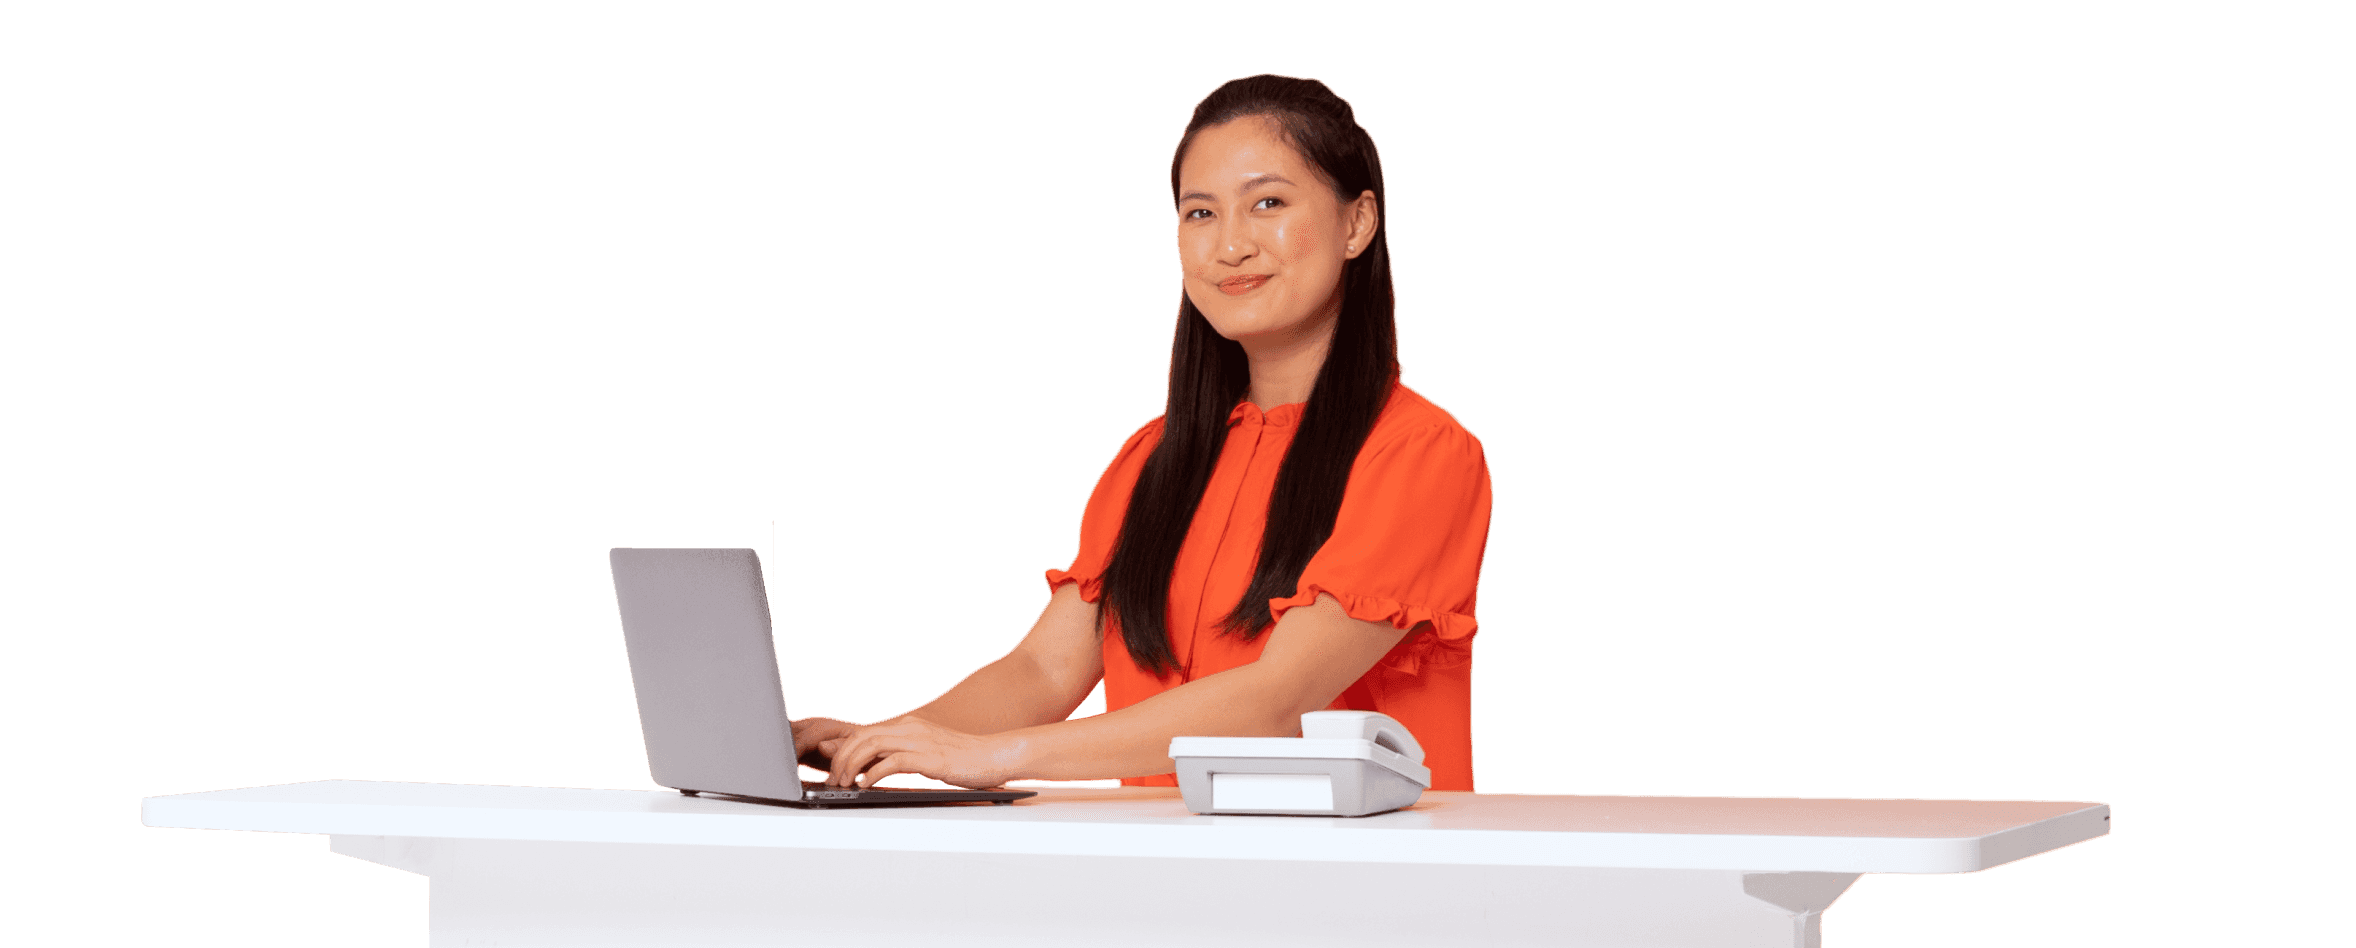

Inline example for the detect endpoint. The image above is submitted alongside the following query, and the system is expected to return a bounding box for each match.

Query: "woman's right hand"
[790,717,859,771]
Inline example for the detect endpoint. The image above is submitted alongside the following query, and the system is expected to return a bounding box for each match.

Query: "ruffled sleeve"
[1268,422,1492,674]
[1046,418,1164,602]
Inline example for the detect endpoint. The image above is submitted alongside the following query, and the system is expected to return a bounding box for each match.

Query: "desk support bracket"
[1744,871,1861,948]
[329,835,435,876]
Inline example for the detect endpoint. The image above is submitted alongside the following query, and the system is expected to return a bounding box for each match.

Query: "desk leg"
[330,835,1862,947]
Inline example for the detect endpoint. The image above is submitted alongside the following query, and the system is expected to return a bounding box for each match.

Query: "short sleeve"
[1268,423,1492,674]
[1045,418,1164,602]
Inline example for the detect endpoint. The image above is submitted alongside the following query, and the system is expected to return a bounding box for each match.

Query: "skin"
[794,115,1407,789]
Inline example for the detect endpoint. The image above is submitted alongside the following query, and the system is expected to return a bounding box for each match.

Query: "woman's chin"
[1220,319,1343,353]
[1200,309,1301,343]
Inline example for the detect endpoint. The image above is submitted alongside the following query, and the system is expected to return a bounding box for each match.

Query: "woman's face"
[1177,116,1378,347]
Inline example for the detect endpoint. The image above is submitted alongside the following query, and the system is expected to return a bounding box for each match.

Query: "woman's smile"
[1218,274,1272,295]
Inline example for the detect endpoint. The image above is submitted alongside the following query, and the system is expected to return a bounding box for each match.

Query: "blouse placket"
[1169,403,1300,681]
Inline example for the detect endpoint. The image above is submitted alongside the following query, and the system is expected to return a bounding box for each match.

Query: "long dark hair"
[1098,75,1398,678]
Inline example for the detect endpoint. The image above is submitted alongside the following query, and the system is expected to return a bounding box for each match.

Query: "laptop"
[609,547,1035,808]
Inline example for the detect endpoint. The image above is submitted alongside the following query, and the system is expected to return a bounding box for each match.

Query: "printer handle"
[1298,711,1425,764]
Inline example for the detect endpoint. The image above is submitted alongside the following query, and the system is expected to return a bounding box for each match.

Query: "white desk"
[143,780,2108,947]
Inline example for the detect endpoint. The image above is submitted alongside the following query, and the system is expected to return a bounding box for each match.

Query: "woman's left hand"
[821,718,1028,789]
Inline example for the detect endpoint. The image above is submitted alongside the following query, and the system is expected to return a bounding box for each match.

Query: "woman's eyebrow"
[1178,174,1299,206]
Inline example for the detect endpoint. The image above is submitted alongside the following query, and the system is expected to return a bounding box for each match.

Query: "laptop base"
[678,785,1034,808]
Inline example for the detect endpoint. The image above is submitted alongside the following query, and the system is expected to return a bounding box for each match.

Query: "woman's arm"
[898,581,1104,733]
[823,593,1412,787]
[791,582,1102,766]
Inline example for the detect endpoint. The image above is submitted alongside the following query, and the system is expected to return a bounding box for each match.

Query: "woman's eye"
[1255,197,1283,210]
[1185,208,1212,221]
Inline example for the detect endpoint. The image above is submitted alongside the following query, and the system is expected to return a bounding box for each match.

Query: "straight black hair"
[1098,75,1398,678]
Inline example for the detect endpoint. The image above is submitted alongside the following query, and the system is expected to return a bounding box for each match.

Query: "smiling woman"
[792,76,1492,792]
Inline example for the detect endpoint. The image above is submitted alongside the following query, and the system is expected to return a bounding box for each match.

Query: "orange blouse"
[1047,382,1492,791]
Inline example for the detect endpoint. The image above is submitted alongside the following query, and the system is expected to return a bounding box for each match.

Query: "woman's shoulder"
[1370,383,1481,448]
[1118,415,1167,451]
[1092,415,1166,474]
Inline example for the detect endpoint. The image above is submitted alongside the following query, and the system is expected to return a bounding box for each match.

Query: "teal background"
[5,3,2347,945]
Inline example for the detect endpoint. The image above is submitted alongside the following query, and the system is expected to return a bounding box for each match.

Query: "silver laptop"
[609,548,1034,808]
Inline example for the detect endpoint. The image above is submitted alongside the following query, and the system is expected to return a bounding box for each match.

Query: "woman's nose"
[1217,219,1257,266]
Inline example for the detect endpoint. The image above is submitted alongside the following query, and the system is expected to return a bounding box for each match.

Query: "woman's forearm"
[888,584,1106,735]
[896,651,1089,735]
[998,662,1307,780]
[994,594,1412,781]
[815,595,1404,789]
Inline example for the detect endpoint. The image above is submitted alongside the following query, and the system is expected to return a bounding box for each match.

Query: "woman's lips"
[1218,275,1271,296]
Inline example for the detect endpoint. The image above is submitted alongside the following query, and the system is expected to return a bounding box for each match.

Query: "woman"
[795,75,1492,792]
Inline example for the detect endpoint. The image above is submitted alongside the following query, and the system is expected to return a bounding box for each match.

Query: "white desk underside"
[146,782,2114,947]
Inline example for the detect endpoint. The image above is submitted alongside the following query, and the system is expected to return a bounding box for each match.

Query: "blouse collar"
[1225,376,1405,429]
[1228,399,1304,428]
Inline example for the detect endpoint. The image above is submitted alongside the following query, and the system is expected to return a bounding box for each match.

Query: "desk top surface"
[142,780,2109,874]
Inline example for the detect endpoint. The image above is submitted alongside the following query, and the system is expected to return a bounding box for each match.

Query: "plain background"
[3,2,2349,945]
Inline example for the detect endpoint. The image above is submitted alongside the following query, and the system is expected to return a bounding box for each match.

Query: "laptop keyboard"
[805,778,961,792]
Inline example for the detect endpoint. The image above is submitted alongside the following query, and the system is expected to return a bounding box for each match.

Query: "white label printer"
[1168,711,1431,817]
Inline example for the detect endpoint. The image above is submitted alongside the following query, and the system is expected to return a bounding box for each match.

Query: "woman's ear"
[1342,190,1379,259]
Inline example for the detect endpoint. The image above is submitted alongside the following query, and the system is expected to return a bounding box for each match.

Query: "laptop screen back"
[610,548,803,801]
